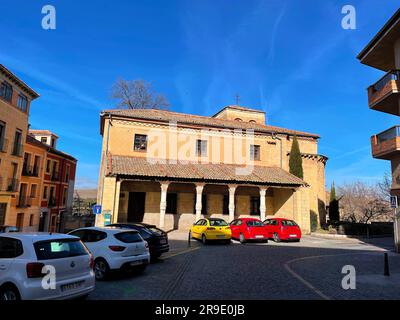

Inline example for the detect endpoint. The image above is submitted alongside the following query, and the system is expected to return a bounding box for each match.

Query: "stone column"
[228,185,237,222]
[259,187,267,221]
[112,180,122,224]
[159,182,169,229]
[195,184,205,221]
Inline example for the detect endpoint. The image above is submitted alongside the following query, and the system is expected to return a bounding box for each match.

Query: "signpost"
[104,212,112,226]
[390,196,398,208]
[92,205,102,215]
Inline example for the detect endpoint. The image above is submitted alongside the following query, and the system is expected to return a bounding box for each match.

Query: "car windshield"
[209,219,228,226]
[34,239,88,260]
[246,220,264,227]
[281,220,298,227]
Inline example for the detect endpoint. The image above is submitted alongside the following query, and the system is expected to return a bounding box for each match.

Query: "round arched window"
[235,118,243,122]
[249,120,256,123]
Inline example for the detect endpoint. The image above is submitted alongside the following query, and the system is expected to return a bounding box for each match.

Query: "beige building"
[96,106,327,233]
[0,64,39,227]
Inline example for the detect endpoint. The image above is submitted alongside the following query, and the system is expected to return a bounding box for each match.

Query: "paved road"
[88,235,400,300]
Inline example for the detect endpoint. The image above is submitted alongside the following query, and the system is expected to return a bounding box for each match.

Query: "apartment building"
[357,9,400,251]
[96,106,327,233]
[0,64,39,228]
[29,130,77,233]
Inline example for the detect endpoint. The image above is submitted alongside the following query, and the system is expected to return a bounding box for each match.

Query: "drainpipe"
[271,132,283,168]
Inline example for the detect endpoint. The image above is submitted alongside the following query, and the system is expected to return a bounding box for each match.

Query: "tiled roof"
[29,130,59,138]
[109,154,307,187]
[101,109,319,138]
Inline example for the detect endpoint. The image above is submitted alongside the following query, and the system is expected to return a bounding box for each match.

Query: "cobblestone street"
[88,233,400,300]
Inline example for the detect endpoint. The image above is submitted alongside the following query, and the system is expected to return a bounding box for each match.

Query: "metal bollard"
[384,252,390,277]
[188,232,191,247]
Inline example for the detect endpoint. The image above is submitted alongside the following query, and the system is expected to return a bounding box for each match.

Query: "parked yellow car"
[190,218,232,244]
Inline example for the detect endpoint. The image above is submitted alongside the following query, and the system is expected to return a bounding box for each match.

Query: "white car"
[68,227,150,280]
[0,233,95,300]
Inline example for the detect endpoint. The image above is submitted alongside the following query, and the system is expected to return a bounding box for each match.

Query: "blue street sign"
[92,205,102,214]
[104,213,111,226]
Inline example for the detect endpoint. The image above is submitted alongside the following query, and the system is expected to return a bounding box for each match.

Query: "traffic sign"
[390,196,398,209]
[92,205,102,214]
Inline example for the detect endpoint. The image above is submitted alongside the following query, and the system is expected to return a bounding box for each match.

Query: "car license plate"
[130,260,143,266]
[216,235,225,238]
[61,280,84,292]
[255,235,264,238]
[289,234,297,237]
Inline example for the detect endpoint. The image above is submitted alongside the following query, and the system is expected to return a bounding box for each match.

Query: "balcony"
[371,126,400,160]
[22,165,39,177]
[7,178,19,192]
[11,143,23,157]
[17,196,32,208]
[368,70,400,115]
[0,139,8,153]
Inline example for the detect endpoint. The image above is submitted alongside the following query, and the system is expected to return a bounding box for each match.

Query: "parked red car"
[230,218,269,243]
[263,218,302,242]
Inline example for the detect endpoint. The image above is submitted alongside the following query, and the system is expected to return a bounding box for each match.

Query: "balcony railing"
[7,178,19,192]
[368,70,400,115]
[22,165,39,177]
[371,126,400,159]
[11,143,23,157]
[17,196,32,208]
[0,138,8,153]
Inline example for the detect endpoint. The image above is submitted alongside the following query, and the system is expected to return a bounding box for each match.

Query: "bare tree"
[111,78,169,109]
[338,179,393,223]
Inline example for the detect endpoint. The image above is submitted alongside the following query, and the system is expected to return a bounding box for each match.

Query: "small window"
[134,134,147,151]
[166,193,177,214]
[46,160,51,173]
[30,184,37,198]
[29,214,34,227]
[235,118,243,122]
[246,220,264,227]
[83,230,107,243]
[0,237,23,258]
[196,140,207,157]
[41,137,48,144]
[17,94,28,112]
[209,219,228,227]
[249,120,256,123]
[43,186,48,200]
[0,82,13,102]
[250,145,260,161]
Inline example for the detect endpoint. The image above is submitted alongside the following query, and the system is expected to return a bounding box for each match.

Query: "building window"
[51,138,55,148]
[196,140,207,157]
[46,160,51,173]
[0,121,5,152]
[12,130,23,156]
[0,203,6,225]
[62,188,67,206]
[17,94,28,112]
[16,213,24,230]
[41,137,47,144]
[249,120,256,123]
[134,134,147,151]
[43,186,48,200]
[250,145,260,161]
[166,193,177,214]
[235,118,242,122]
[29,214,34,227]
[30,184,37,198]
[65,165,70,182]
[0,81,13,102]
[250,196,260,216]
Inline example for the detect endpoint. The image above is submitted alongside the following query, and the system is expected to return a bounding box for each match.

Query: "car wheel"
[201,234,207,245]
[273,233,281,243]
[0,285,20,301]
[94,258,110,281]
[239,233,246,244]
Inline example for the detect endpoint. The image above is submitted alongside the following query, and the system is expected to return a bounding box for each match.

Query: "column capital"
[195,183,205,193]
[228,184,237,193]
[159,181,170,192]
[259,187,268,196]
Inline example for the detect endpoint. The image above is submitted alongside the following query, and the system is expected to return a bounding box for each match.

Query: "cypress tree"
[289,135,303,179]
[329,182,340,222]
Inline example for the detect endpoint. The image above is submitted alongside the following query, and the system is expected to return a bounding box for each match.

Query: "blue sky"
[0,0,399,189]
